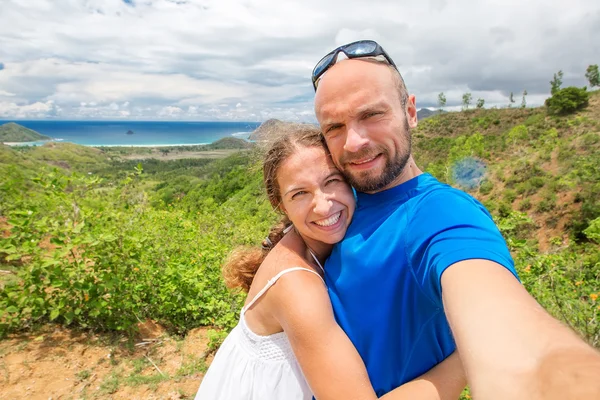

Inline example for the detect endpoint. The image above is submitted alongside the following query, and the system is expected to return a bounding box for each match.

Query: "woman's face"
[277,145,355,246]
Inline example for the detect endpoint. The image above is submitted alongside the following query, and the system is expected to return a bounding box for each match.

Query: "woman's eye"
[291,191,307,199]
[326,178,340,185]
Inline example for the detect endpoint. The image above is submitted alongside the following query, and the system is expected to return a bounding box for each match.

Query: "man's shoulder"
[414,178,485,213]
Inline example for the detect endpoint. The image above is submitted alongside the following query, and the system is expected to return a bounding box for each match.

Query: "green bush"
[545,86,590,115]
[581,132,600,147]
[503,189,517,203]
[519,199,532,211]
[479,180,494,195]
[536,194,557,212]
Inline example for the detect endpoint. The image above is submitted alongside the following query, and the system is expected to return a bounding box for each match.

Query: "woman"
[196,124,465,399]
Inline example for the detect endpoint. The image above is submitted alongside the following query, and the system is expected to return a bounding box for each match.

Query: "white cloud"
[0,0,598,120]
[0,100,57,118]
[158,106,183,117]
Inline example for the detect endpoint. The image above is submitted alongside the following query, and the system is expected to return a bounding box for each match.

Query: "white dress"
[195,265,325,400]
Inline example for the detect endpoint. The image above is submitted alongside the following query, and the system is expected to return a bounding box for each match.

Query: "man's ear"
[406,94,418,129]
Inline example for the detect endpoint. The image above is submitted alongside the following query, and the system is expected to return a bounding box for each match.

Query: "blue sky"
[0,0,598,121]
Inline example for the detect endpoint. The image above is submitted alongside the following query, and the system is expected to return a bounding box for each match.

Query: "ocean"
[0,120,262,146]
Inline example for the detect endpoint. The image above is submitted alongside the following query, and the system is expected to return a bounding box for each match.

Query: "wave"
[90,143,211,148]
[231,131,251,137]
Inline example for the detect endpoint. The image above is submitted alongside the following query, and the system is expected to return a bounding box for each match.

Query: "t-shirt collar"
[355,173,435,208]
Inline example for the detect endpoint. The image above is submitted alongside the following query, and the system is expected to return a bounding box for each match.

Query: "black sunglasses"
[311,40,398,90]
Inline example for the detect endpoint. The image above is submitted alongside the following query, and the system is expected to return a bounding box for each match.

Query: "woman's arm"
[270,269,465,400]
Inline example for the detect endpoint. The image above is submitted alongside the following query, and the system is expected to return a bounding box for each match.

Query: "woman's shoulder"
[262,232,318,275]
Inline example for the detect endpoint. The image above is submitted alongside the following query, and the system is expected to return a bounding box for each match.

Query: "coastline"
[2,141,214,147]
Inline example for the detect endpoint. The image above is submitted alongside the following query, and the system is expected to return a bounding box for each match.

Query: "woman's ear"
[278,203,287,214]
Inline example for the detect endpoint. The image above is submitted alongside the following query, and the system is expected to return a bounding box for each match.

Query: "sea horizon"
[0,120,263,147]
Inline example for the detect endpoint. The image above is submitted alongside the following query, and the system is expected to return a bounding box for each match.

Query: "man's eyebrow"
[355,102,387,115]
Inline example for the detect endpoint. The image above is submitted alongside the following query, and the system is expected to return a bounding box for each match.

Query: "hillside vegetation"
[0,94,599,397]
[0,122,51,142]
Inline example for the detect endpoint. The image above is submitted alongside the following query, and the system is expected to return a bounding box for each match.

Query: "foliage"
[586,64,599,88]
[476,98,485,109]
[2,92,600,376]
[584,217,600,243]
[521,90,528,108]
[545,86,590,115]
[0,122,51,142]
[550,70,564,95]
[0,151,276,337]
[438,92,446,110]
[462,92,472,110]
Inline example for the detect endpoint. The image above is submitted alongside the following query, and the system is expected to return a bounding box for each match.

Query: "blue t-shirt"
[325,173,517,396]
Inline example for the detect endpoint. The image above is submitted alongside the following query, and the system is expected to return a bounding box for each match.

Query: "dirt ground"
[0,322,215,400]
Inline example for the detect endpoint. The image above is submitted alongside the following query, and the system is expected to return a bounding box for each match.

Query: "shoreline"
[1,141,256,148]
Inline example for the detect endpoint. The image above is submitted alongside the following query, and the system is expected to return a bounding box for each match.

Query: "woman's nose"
[313,192,333,215]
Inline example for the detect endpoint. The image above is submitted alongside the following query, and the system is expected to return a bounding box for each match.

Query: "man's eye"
[365,111,381,118]
[325,125,341,135]
[326,178,340,185]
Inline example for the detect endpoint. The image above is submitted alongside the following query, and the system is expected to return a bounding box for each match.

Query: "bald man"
[311,40,600,400]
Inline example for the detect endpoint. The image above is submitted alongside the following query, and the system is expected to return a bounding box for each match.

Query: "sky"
[0,0,599,122]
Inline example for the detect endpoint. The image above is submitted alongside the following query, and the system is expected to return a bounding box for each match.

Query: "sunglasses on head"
[311,40,398,90]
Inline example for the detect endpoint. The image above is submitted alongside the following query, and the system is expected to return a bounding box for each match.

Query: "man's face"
[314,60,417,193]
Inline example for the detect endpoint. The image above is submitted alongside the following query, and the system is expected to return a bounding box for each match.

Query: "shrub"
[536,193,557,212]
[519,199,532,211]
[479,180,494,195]
[498,202,513,217]
[584,218,600,243]
[545,86,590,115]
[503,189,517,203]
[581,132,600,147]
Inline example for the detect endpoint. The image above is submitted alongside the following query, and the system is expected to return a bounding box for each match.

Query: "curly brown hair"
[222,124,325,292]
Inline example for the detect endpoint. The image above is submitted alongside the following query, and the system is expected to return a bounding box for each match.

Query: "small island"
[0,122,51,143]
[126,129,135,135]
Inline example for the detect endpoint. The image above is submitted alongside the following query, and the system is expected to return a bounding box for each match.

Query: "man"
[312,40,600,399]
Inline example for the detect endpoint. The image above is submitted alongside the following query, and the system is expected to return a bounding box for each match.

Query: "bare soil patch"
[0,323,213,400]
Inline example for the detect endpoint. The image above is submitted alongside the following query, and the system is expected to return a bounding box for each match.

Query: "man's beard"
[340,122,411,193]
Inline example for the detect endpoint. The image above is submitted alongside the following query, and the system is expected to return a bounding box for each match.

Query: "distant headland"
[0,122,51,143]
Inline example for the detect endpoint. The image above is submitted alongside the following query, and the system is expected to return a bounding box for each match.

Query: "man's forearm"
[441,259,600,400]
[536,347,600,400]
[380,352,466,400]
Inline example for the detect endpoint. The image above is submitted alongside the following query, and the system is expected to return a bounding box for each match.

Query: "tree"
[476,98,485,109]
[521,90,528,108]
[509,92,515,108]
[550,70,564,95]
[586,64,599,88]
[438,92,447,110]
[462,92,472,110]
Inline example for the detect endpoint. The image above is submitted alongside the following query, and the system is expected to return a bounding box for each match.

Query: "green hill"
[0,122,51,142]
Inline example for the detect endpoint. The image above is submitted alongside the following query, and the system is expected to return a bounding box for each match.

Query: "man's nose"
[343,125,369,153]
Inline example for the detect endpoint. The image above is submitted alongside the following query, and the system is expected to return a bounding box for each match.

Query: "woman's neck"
[298,233,333,267]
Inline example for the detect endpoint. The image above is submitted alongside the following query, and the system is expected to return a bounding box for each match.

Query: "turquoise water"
[0,120,262,146]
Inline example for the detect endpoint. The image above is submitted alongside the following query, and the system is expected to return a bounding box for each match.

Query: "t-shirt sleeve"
[405,188,518,307]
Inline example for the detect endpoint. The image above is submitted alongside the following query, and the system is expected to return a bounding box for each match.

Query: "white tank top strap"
[308,250,325,274]
[242,267,325,314]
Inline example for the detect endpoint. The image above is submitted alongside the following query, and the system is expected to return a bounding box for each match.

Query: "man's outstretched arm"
[441,259,600,400]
